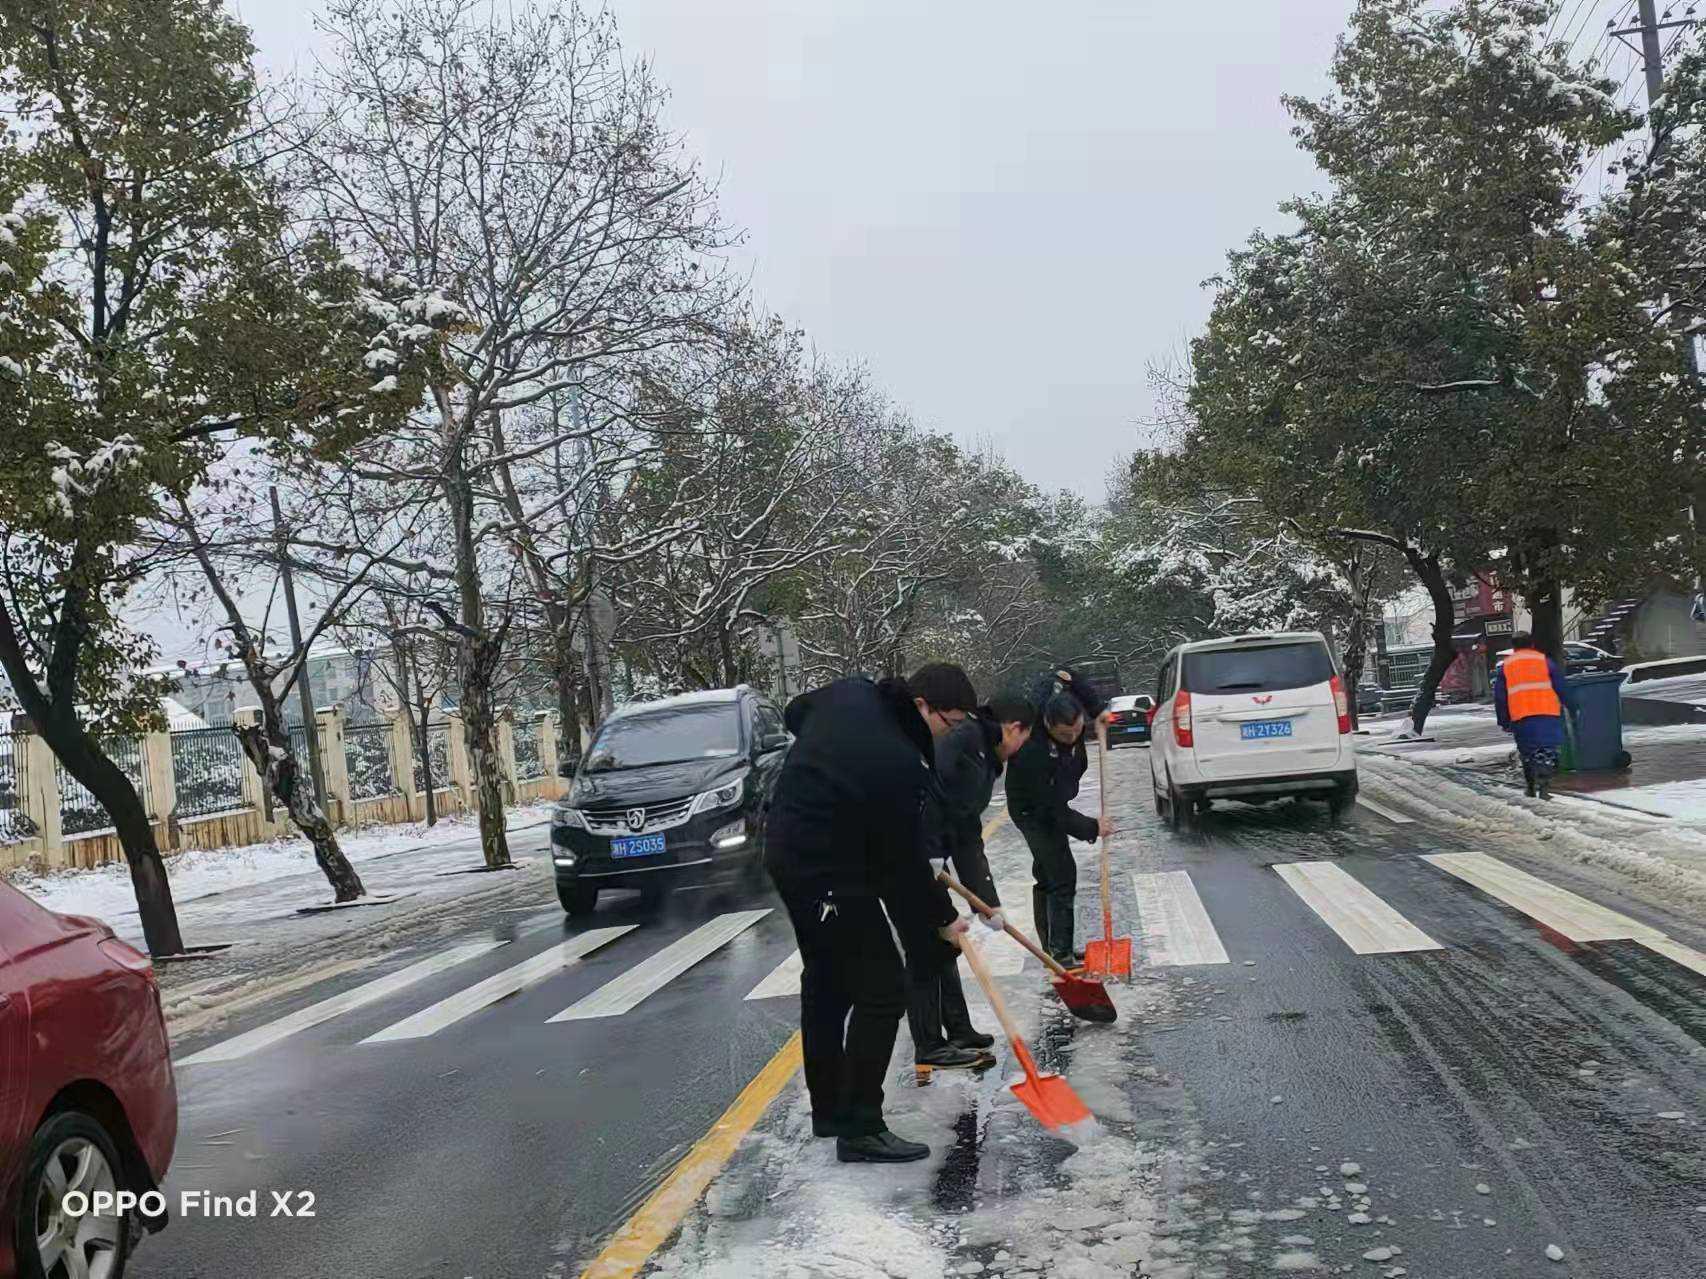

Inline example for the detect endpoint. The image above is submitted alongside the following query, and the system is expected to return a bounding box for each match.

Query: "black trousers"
[1018,822,1077,963]
[780,891,906,1137]
[905,955,975,1057]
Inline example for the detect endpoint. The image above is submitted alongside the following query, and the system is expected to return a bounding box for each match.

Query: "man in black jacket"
[764,670,972,1163]
[1005,690,1111,965]
[907,688,1035,1067]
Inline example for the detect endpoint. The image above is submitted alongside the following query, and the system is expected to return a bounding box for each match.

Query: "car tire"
[16,1111,132,1279]
[1328,790,1353,824]
[557,881,599,917]
[1166,783,1187,832]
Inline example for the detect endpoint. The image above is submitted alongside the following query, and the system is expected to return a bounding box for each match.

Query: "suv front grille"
[583,796,697,835]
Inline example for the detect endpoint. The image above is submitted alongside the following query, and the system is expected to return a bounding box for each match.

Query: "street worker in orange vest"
[1493,632,1569,800]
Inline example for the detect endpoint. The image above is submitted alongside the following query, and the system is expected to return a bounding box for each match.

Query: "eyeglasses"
[930,706,969,727]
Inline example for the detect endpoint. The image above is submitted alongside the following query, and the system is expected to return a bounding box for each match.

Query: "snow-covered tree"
[296,0,733,869]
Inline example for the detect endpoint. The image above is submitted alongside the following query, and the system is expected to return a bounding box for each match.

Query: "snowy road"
[130,747,1706,1279]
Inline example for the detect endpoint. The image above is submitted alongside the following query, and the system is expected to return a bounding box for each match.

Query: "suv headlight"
[552,806,587,830]
[692,772,746,815]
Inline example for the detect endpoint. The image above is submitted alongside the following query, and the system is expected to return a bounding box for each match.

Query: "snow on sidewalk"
[4,802,556,930]
[1359,753,1706,912]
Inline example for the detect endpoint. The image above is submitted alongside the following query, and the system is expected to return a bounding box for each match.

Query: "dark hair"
[1043,691,1084,729]
[984,692,1035,726]
[1509,631,1534,649]
[908,662,977,713]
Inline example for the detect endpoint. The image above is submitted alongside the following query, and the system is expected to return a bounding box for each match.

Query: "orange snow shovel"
[1080,718,1132,981]
[939,872,1116,1024]
[957,928,1096,1141]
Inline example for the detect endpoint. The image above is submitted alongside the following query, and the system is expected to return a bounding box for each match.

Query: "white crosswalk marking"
[745,949,803,1001]
[1274,861,1442,955]
[1356,795,1415,825]
[362,927,638,1042]
[1131,870,1229,966]
[1642,938,1706,978]
[745,894,1037,1000]
[177,940,510,1066]
[548,910,771,1021]
[1422,852,1666,943]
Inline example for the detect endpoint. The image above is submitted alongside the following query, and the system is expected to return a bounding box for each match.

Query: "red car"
[1,882,176,1279]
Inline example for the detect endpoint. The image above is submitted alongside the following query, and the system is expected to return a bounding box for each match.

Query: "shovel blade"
[1081,935,1133,981]
[1009,1069,1095,1138]
[1051,973,1117,1023]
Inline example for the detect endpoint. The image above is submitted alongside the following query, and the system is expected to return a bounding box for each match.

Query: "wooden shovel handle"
[939,871,1070,979]
[1097,718,1113,936]
[957,927,1027,1052]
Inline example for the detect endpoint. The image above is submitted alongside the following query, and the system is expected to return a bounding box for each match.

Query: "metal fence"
[345,723,397,800]
[58,736,149,837]
[413,721,453,794]
[288,723,312,773]
[513,717,543,781]
[169,727,249,820]
[0,731,34,844]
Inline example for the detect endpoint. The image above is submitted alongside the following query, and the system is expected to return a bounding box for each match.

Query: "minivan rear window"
[1182,642,1335,695]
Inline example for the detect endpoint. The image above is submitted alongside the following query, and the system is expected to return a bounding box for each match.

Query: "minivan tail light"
[1174,690,1193,748]
[1329,675,1351,734]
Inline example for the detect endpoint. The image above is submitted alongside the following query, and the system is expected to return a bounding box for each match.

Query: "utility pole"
[270,485,329,810]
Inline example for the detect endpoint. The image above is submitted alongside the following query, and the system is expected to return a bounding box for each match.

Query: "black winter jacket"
[933,716,1004,907]
[764,677,956,955]
[1004,728,1099,844]
[1027,665,1108,727]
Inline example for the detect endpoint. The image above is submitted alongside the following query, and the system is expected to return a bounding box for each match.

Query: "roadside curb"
[1361,749,1674,821]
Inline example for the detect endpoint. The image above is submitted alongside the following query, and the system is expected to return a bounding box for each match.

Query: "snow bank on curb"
[4,803,555,923]
[1360,755,1706,911]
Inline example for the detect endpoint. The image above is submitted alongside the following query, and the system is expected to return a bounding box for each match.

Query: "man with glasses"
[902,664,993,1070]
[763,665,974,1163]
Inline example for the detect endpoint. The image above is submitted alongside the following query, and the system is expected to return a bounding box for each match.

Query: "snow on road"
[1358,753,1706,910]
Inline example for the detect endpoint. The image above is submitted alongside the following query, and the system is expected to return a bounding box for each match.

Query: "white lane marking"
[1356,795,1415,825]
[1273,861,1442,955]
[745,949,803,1001]
[548,910,772,1021]
[1131,871,1230,966]
[1422,852,1665,943]
[1642,938,1706,978]
[362,927,637,1042]
[177,941,510,1065]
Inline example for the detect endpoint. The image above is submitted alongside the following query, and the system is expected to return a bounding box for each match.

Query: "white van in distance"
[1149,631,1358,828]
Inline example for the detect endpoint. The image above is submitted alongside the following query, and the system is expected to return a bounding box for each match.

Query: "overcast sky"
[236,0,1356,499]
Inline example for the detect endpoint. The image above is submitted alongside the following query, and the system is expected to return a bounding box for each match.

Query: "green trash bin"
[1561,671,1629,772]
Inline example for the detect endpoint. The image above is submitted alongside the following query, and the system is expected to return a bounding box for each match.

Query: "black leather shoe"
[916,1046,987,1069]
[837,1130,930,1163]
[948,1030,995,1051]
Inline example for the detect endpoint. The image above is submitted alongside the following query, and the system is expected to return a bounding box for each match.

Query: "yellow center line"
[579,1031,804,1279]
[579,806,1017,1279]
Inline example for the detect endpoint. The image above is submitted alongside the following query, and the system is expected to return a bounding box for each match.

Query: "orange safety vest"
[1502,648,1561,721]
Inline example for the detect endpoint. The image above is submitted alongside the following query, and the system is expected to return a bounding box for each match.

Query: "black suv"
[550,687,792,916]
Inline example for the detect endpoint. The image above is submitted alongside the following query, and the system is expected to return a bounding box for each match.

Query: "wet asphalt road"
[131,745,1706,1279]
[1111,766,1706,1278]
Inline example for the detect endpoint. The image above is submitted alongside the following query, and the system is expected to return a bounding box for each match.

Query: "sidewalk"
[1359,707,1706,820]
[4,805,561,1037]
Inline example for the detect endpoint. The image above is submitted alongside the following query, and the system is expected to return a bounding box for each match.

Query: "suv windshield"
[583,705,742,771]
[1183,642,1335,695]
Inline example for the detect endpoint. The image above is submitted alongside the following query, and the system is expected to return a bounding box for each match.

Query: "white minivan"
[1149,631,1358,828]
